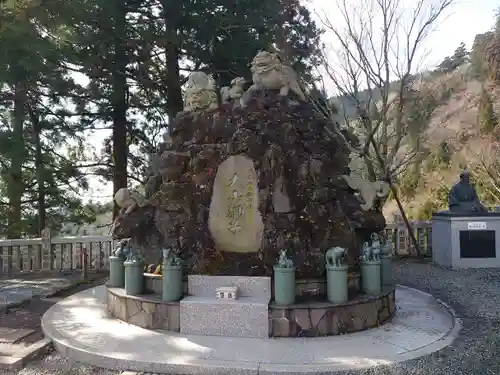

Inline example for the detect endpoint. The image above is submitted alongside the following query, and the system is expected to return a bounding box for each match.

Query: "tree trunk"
[30,109,46,235]
[368,137,422,256]
[112,1,128,219]
[161,0,183,126]
[6,83,27,238]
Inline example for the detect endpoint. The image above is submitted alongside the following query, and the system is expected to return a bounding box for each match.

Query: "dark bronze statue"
[448,170,487,213]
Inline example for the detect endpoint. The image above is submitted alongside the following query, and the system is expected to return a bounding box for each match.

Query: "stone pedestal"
[432,211,500,268]
[180,275,270,338]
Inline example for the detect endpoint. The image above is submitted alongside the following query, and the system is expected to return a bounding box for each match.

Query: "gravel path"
[0,351,121,375]
[2,260,500,374]
[351,259,500,375]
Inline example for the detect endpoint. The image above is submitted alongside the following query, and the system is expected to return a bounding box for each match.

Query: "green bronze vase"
[326,264,348,303]
[124,259,144,296]
[360,259,381,295]
[273,266,296,305]
[108,256,125,288]
[162,265,183,301]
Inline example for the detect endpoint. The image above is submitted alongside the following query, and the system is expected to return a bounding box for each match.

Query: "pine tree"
[0,0,98,236]
[436,42,469,73]
[0,0,325,234]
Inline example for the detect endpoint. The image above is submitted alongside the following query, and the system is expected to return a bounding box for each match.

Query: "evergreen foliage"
[478,86,497,133]
[0,0,323,236]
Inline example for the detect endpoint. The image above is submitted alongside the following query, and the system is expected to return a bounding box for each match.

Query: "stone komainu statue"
[183,72,218,112]
[240,51,306,106]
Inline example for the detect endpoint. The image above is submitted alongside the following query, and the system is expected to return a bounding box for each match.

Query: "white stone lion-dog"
[183,71,218,112]
[221,77,246,103]
[342,153,390,211]
[241,51,305,106]
[114,187,147,215]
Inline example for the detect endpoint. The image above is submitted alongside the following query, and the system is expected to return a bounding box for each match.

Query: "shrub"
[478,86,498,132]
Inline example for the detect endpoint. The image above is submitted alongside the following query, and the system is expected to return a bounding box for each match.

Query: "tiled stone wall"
[269,285,395,337]
[108,278,392,338]
[294,274,360,298]
[107,287,180,331]
[143,273,359,299]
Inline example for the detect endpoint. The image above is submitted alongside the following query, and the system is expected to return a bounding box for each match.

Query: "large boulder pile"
[112,50,386,278]
[112,90,385,278]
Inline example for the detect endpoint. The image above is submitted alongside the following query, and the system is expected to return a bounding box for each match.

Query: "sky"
[85,0,498,204]
[310,0,497,68]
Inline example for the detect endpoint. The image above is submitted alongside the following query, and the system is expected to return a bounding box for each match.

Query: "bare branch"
[313,0,454,181]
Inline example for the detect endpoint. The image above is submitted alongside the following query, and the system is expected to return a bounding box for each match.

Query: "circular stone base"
[107,285,395,336]
[107,288,180,331]
[270,285,395,337]
[41,285,460,374]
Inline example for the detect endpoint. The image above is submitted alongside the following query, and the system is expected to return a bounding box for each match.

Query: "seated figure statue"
[448,170,487,213]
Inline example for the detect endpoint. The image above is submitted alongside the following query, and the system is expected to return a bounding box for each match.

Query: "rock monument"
[111,51,386,277]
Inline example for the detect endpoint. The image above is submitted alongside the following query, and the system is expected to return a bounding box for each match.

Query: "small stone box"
[215,286,239,300]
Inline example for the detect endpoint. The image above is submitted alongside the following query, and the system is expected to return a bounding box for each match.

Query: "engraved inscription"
[208,155,264,253]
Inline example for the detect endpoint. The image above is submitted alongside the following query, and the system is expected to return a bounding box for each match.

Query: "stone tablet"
[208,155,264,253]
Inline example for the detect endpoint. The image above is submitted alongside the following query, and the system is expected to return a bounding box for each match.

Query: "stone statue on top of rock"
[112,187,162,266]
[342,152,390,211]
[183,71,218,112]
[448,169,487,213]
[220,77,246,106]
[240,50,306,107]
[114,187,148,215]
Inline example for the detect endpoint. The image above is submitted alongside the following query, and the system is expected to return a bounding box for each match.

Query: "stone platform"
[41,285,460,374]
[107,274,395,337]
[181,296,269,338]
[432,211,500,268]
[180,275,270,338]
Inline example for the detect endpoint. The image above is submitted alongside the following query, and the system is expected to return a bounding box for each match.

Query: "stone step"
[0,328,36,344]
[180,296,269,338]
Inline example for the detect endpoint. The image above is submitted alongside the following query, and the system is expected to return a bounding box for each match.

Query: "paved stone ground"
[0,271,106,310]
[0,271,108,370]
[0,272,107,340]
[2,260,500,374]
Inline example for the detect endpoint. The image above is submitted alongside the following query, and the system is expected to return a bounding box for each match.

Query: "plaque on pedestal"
[432,212,500,268]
